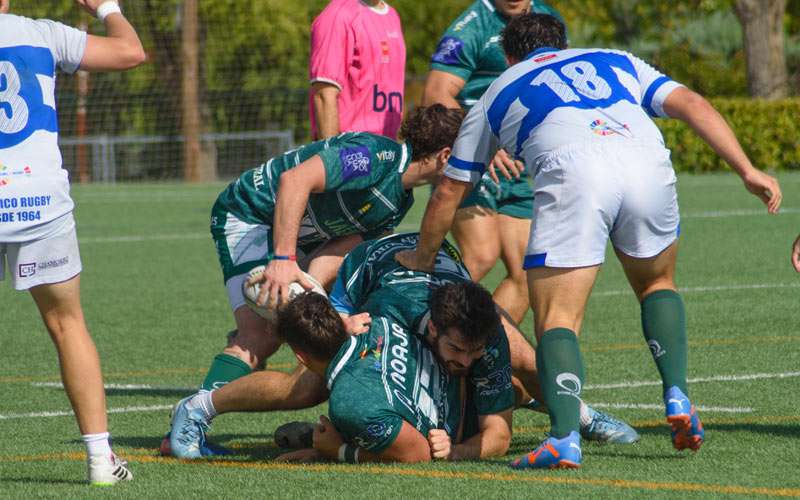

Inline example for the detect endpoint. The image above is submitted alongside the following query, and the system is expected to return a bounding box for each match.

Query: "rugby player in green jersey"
[422,0,565,325]
[279,287,512,463]
[167,233,637,459]
[163,105,464,458]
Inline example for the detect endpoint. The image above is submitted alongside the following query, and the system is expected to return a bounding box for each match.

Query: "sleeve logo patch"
[431,37,464,65]
[339,146,372,182]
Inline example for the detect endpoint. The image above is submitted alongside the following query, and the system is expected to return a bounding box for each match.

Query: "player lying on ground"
[0,0,145,485]
[396,14,782,469]
[162,105,464,450]
[165,233,637,458]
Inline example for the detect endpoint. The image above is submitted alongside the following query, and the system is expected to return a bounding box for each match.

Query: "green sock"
[641,289,688,396]
[200,353,252,391]
[536,328,585,439]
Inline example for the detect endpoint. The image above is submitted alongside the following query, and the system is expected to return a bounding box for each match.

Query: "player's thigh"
[527,265,601,338]
[303,234,364,290]
[615,240,679,301]
[497,213,530,279]
[452,206,501,280]
[525,145,620,270]
[610,144,679,263]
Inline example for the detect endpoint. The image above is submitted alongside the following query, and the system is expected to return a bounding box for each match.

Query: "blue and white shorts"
[524,140,679,269]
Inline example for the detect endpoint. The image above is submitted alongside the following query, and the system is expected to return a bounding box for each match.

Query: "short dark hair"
[277,293,349,361]
[501,13,567,62]
[399,104,465,161]
[430,282,500,345]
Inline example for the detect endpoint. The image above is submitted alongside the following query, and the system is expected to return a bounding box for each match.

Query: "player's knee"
[464,252,499,279]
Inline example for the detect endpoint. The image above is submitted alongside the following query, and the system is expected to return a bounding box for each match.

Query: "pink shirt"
[309,0,406,139]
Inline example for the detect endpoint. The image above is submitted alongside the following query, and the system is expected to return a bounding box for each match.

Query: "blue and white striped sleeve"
[443,99,497,186]
[628,53,684,118]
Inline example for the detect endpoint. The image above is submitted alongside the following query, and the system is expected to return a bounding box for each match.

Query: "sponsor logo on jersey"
[252,165,265,190]
[18,262,36,278]
[373,85,403,113]
[339,146,372,182]
[555,373,582,399]
[376,150,396,162]
[380,40,390,63]
[534,54,558,63]
[483,35,501,49]
[590,119,630,136]
[388,322,410,387]
[474,366,512,397]
[358,203,372,215]
[432,37,464,65]
[453,10,478,31]
[361,335,384,371]
[366,422,392,438]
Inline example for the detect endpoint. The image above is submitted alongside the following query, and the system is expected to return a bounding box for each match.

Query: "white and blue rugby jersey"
[0,14,87,242]
[444,47,684,185]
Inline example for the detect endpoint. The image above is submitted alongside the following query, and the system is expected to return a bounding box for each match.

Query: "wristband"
[272,254,297,261]
[337,443,360,463]
[337,443,347,462]
[96,1,122,22]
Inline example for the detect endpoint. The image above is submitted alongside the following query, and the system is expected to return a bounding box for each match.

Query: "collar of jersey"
[525,46,560,60]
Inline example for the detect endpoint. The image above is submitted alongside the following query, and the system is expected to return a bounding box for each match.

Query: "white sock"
[82,432,112,457]
[186,391,217,421]
[579,401,593,427]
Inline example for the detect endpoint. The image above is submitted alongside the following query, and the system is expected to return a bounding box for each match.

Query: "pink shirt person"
[309,0,406,139]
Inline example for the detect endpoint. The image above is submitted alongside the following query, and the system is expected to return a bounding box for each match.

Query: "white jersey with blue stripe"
[444,47,684,185]
[0,14,86,242]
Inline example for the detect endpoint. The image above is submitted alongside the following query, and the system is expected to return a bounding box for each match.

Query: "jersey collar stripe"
[327,336,358,389]
[481,0,495,12]
[398,143,410,173]
[449,156,485,172]
[336,192,367,232]
[370,187,398,213]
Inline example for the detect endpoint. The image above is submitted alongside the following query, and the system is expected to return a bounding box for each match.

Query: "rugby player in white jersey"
[0,0,144,485]
[397,13,781,469]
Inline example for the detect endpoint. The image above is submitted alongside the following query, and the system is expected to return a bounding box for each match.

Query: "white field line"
[589,402,753,413]
[0,405,172,420]
[81,233,207,244]
[10,370,798,421]
[681,207,799,218]
[32,382,194,391]
[586,371,800,390]
[594,282,800,297]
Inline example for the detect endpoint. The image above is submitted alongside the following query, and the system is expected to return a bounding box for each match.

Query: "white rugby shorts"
[524,140,679,269]
[0,213,82,290]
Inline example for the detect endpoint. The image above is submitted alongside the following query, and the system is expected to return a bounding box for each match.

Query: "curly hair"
[501,13,567,62]
[399,104,465,161]
[430,282,500,346]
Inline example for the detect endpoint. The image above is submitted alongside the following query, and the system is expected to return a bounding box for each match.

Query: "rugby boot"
[580,406,640,444]
[167,396,231,458]
[511,431,582,470]
[88,452,133,485]
[664,386,704,451]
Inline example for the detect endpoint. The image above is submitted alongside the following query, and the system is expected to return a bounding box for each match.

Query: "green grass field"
[1,173,799,499]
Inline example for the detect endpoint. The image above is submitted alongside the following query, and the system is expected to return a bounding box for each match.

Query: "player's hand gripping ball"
[243,266,327,321]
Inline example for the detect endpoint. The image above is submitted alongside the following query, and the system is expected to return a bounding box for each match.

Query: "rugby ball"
[242,266,327,320]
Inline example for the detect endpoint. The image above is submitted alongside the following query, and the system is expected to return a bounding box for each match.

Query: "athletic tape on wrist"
[344,444,359,464]
[96,1,122,22]
[337,443,347,462]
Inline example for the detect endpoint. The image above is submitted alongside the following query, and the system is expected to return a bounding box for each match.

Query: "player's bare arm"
[431,409,513,461]
[0,0,8,14]
[792,235,800,272]
[248,156,327,307]
[396,177,471,272]
[662,86,782,214]
[313,416,432,464]
[77,1,146,72]
[422,70,466,108]
[312,82,341,139]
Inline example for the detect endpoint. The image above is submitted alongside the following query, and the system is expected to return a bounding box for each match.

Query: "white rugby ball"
[242,266,327,320]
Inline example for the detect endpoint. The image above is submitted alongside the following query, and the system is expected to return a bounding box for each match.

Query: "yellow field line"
[1,451,798,497]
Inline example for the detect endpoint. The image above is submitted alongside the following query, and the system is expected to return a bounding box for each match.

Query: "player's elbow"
[121,42,147,69]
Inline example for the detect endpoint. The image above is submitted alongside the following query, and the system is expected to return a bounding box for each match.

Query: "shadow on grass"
[107,433,289,461]
[0,477,85,486]
[634,421,800,438]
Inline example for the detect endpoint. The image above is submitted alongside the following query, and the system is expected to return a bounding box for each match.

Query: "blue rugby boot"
[167,396,230,458]
[664,386,704,451]
[511,431,582,470]
[580,406,640,444]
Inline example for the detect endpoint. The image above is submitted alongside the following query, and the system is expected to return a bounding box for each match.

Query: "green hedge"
[657,98,800,172]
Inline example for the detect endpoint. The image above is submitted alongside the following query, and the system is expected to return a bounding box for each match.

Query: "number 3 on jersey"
[0,47,59,149]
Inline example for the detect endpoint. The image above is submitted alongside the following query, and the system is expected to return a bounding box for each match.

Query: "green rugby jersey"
[326,316,464,453]
[214,133,413,253]
[331,233,514,421]
[430,0,564,109]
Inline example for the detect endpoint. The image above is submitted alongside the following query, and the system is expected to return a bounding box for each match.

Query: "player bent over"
[0,0,145,485]
[164,105,464,455]
[167,233,637,458]
[397,14,782,469]
[283,286,512,462]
